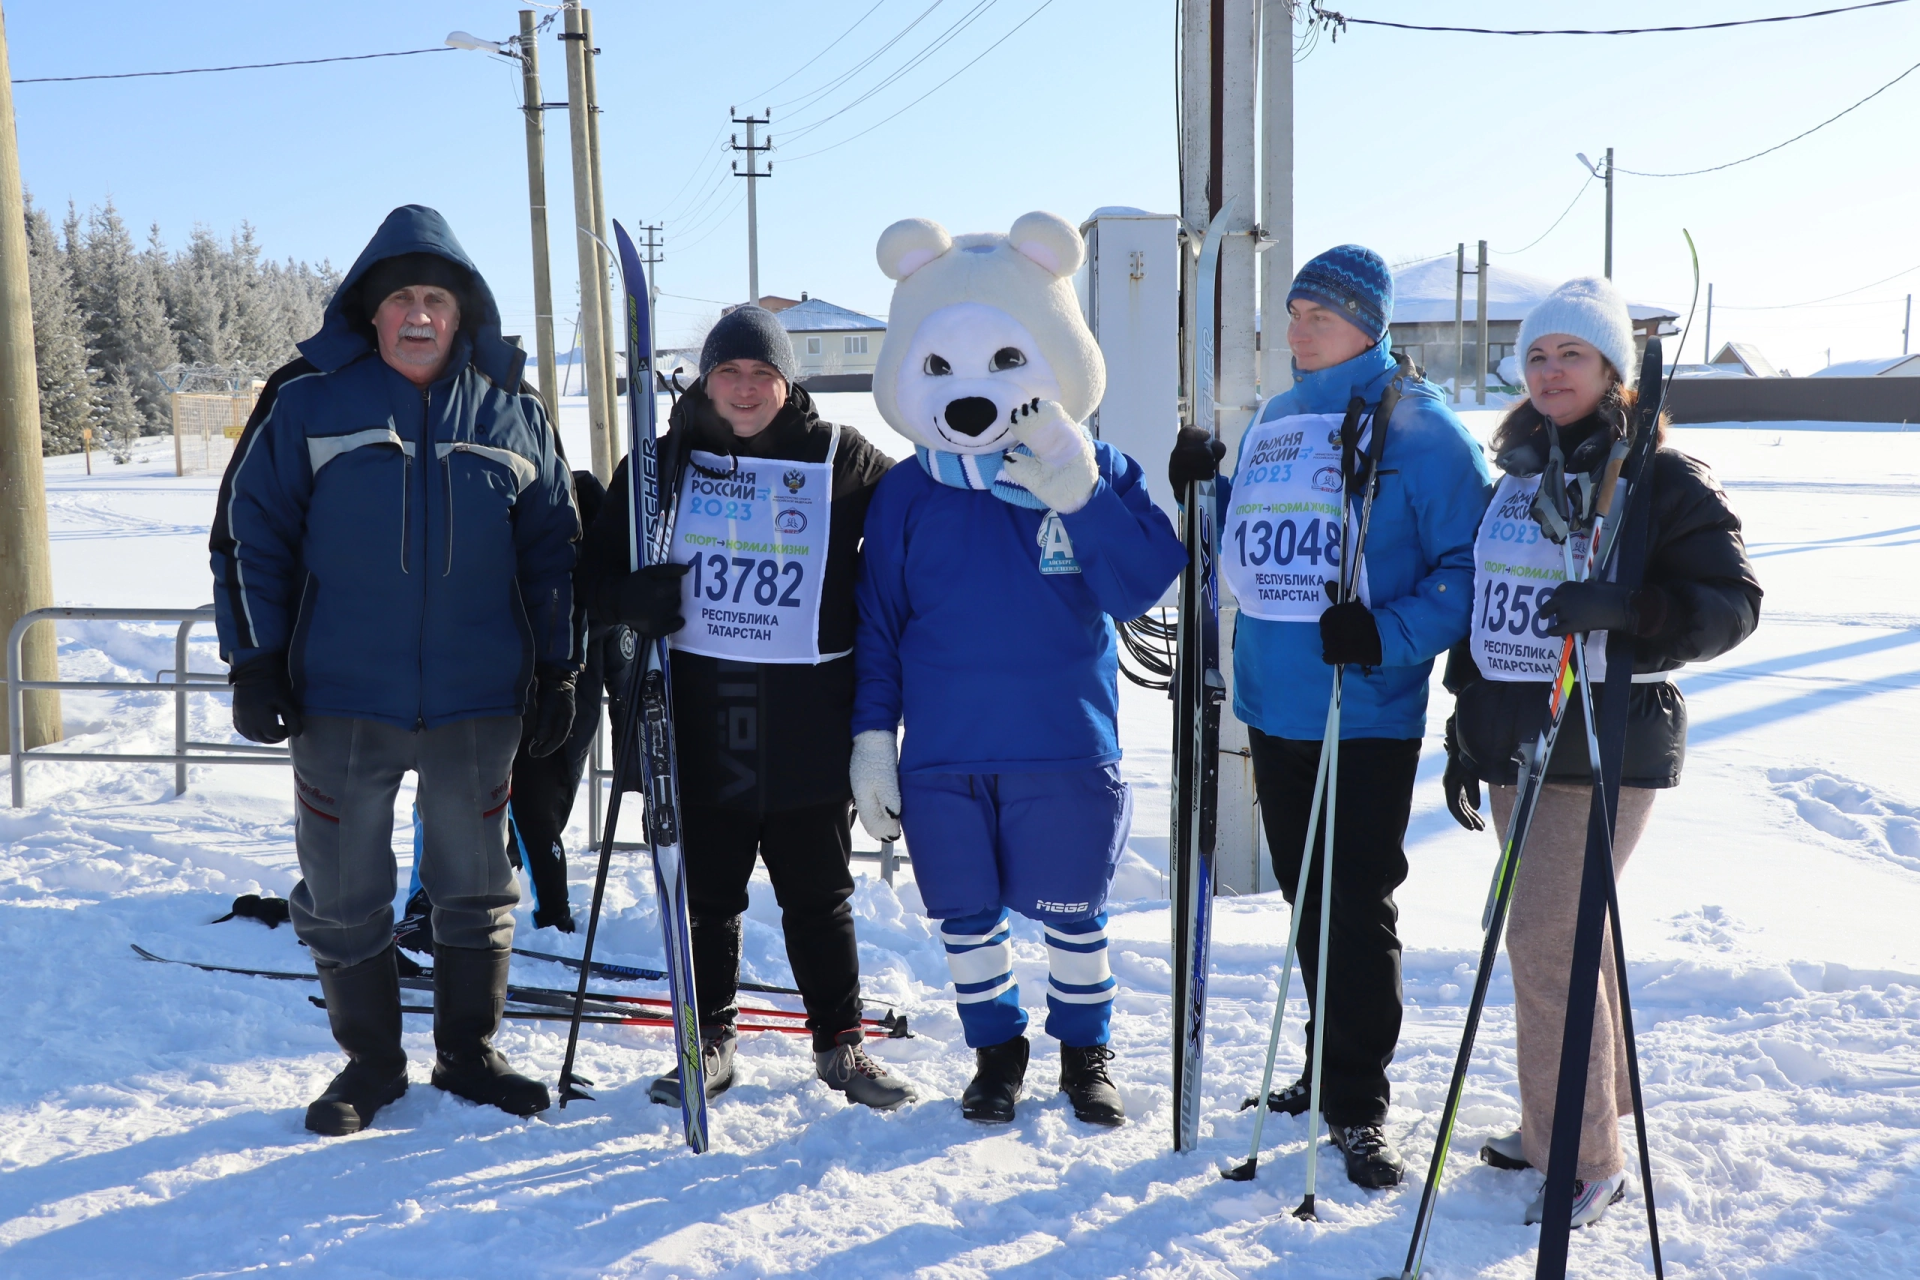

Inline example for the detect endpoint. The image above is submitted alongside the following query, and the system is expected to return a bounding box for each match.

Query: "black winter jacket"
[580,383,893,812]
[1446,425,1762,788]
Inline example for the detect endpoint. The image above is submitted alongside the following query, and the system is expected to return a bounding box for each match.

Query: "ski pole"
[1295,679,1341,1221]
[1222,677,1340,1182]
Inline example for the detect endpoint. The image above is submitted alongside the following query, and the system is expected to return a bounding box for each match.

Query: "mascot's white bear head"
[872,211,1105,456]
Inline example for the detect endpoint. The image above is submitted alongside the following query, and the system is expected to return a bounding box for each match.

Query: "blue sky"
[11,0,1919,375]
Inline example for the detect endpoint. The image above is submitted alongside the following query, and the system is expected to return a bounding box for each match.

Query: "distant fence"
[1666,376,1920,425]
[171,391,257,477]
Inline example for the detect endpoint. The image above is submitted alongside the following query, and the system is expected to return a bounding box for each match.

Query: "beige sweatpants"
[1490,782,1656,1181]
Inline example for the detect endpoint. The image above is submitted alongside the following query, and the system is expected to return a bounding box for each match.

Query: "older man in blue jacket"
[211,205,580,1135]
[1171,244,1492,1188]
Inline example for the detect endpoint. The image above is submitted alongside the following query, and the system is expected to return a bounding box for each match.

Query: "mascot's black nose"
[943,397,998,437]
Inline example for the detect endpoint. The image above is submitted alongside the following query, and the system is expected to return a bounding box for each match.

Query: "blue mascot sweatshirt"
[1225,340,1491,740]
[854,441,1187,774]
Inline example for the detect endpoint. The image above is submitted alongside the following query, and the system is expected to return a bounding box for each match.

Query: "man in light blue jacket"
[1170,244,1491,1187]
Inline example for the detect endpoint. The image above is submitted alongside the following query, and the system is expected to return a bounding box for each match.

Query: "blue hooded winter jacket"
[210,205,579,731]
[1224,339,1491,740]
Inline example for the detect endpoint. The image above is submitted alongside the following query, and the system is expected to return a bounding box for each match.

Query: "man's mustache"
[399,324,436,340]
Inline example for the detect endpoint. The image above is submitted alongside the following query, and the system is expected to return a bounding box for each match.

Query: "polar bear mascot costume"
[849,211,1188,1127]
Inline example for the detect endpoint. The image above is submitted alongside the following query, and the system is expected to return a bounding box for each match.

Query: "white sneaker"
[1524,1171,1627,1227]
[1480,1129,1530,1170]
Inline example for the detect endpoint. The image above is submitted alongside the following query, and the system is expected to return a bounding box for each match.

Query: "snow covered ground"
[3,398,1919,1277]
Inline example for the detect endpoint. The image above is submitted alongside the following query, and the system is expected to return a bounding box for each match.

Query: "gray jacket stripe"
[436,441,539,492]
[307,427,414,475]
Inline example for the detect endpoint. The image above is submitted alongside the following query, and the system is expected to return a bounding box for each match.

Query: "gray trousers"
[289,715,523,967]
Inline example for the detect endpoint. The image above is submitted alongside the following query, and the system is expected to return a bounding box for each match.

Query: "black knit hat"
[356,252,474,324]
[700,305,798,382]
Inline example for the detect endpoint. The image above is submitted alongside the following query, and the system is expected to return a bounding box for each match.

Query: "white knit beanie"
[1516,276,1636,382]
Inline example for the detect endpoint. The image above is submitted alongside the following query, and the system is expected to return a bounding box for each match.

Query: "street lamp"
[446,22,560,422]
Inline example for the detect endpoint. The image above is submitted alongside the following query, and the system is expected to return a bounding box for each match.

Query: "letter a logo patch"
[1036,512,1081,576]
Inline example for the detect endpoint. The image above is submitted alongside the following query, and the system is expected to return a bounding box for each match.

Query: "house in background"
[723,293,887,392]
[1709,342,1780,377]
[1812,354,1920,378]
[1388,257,1679,392]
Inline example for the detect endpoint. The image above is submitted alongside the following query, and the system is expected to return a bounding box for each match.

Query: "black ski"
[512,944,904,1029]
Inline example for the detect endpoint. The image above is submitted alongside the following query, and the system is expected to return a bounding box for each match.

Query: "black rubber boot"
[521,832,575,932]
[429,944,551,1117]
[648,1023,739,1107]
[1059,1043,1125,1127]
[306,946,409,1136]
[961,1035,1029,1124]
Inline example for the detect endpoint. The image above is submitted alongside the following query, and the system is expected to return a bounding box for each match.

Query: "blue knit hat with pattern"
[1287,244,1393,345]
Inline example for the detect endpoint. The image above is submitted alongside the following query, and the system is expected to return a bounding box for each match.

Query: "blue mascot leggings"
[901,766,1130,1048]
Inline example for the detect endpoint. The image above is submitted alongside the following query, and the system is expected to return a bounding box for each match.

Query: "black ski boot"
[306,946,409,1136]
[1059,1043,1125,1126]
[961,1035,1029,1124]
[649,1024,738,1107]
[429,944,551,1117]
[1263,1075,1312,1116]
[1329,1120,1406,1189]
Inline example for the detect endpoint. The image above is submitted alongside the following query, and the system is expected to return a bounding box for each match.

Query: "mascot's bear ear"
[1009,210,1085,279]
[876,217,954,281]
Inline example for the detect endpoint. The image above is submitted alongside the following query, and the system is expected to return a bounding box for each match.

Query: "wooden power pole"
[562,4,614,484]
[517,9,559,424]
[0,1,59,752]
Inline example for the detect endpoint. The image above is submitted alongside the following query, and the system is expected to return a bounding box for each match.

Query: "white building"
[771,295,887,391]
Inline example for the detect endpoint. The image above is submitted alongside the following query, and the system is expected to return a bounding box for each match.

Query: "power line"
[782,0,1061,162]
[769,2,948,117]
[1490,174,1596,255]
[12,46,454,85]
[1615,58,1920,176]
[1305,0,1909,38]
[779,0,1003,143]
[741,0,894,104]
[1715,260,1920,310]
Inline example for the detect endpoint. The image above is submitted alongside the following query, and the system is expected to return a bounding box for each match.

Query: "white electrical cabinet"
[1078,208,1182,523]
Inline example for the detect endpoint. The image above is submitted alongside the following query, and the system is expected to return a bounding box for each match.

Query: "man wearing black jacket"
[579,306,915,1110]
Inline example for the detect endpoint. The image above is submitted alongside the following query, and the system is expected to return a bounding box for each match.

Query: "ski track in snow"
[4,411,1920,1277]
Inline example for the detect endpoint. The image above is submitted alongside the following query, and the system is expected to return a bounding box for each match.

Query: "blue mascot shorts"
[900,766,1132,923]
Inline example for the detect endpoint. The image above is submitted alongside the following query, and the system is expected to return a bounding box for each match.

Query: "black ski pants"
[1250,727,1421,1127]
[683,799,861,1052]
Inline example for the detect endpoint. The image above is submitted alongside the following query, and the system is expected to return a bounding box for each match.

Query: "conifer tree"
[73,199,177,435]
[23,189,97,455]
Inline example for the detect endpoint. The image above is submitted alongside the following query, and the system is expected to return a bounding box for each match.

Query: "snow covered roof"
[1389,256,1679,325]
[775,297,886,333]
[1812,354,1920,378]
[1711,342,1779,378]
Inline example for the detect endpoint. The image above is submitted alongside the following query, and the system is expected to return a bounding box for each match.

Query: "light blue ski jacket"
[1222,339,1491,740]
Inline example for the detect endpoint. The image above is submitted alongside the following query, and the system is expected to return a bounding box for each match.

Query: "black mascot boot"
[961,1035,1030,1124]
[306,946,410,1136]
[1059,1043,1126,1127]
[430,944,552,1117]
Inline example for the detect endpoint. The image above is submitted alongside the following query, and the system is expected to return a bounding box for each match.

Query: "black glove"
[230,653,302,744]
[525,665,578,758]
[1538,581,1666,638]
[1168,426,1227,493]
[1442,716,1485,832]
[1318,600,1383,667]
[601,562,691,638]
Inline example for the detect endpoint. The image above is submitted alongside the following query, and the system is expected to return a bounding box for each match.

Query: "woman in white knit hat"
[1439,276,1762,1227]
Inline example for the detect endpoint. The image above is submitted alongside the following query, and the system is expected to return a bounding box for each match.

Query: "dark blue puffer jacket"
[210,205,579,731]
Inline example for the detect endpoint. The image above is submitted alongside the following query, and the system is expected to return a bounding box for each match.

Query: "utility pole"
[638,222,663,310]
[0,1,59,752]
[1904,294,1911,356]
[515,11,559,422]
[1476,239,1489,405]
[561,5,614,483]
[731,109,772,306]
[1604,146,1615,279]
[1704,283,1714,364]
[1258,0,1293,398]
[579,7,617,433]
[1453,242,1465,401]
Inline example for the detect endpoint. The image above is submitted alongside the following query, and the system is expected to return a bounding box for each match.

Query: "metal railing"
[7,605,289,808]
[8,608,911,885]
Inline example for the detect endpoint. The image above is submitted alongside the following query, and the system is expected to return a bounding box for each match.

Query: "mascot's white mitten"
[850,729,904,843]
[1000,398,1098,514]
